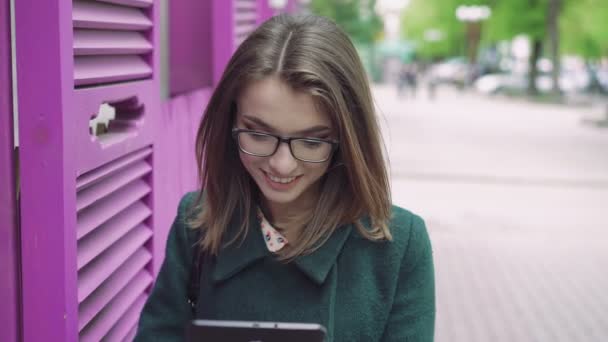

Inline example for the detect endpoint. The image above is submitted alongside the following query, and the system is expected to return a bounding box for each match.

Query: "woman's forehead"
[237,76,332,133]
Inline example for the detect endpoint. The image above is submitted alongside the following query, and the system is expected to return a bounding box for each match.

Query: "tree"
[400,0,476,59]
[485,0,549,95]
[310,0,383,44]
[560,0,608,61]
[547,0,562,95]
[560,0,608,118]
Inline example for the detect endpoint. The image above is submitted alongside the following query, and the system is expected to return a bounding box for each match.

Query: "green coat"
[135,192,435,341]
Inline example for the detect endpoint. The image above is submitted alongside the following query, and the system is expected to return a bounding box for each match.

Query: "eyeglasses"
[232,128,339,163]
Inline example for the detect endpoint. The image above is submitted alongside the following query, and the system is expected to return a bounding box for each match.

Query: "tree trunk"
[528,39,543,96]
[548,0,562,95]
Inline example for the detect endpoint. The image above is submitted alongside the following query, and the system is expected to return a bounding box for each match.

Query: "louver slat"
[234,0,257,46]
[123,326,137,342]
[77,179,150,239]
[235,12,257,22]
[76,147,152,189]
[74,55,152,87]
[78,248,151,330]
[96,0,153,8]
[234,23,256,37]
[74,30,153,56]
[79,271,152,342]
[103,295,147,341]
[235,0,256,10]
[78,224,152,302]
[76,160,151,211]
[73,0,152,30]
[77,201,151,269]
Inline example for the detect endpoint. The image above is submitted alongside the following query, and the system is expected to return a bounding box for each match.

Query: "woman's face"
[235,76,334,209]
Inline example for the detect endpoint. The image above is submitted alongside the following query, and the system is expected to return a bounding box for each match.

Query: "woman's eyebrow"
[242,115,332,135]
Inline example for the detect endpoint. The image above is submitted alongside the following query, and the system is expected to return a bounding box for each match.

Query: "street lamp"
[456,5,491,22]
[455,5,491,85]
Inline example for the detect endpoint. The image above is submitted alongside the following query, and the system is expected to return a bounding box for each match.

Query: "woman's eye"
[250,133,272,141]
[301,140,322,148]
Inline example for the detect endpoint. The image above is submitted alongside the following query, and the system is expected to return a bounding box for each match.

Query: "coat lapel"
[211,208,354,285]
[211,209,269,283]
[293,224,353,285]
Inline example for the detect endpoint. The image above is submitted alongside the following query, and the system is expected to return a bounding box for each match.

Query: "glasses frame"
[231,128,339,163]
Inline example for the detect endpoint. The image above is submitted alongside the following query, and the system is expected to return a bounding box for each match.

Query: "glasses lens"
[291,139,333,162]
[238,131,278,156]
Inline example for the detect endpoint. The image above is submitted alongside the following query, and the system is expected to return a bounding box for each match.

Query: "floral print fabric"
[257,208,289,253]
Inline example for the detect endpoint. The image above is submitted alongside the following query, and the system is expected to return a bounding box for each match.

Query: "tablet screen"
[187,319,327,342]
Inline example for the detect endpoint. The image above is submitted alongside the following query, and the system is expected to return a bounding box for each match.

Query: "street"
[373,85,608,342]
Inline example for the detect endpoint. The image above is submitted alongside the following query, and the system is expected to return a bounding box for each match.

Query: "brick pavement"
[373,85,608,342]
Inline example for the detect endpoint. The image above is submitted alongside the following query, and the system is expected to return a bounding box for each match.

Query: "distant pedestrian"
[397,64,419,99]
[427,76,437,101]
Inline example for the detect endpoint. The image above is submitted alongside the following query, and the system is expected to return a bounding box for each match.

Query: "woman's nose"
[268,141,298,175]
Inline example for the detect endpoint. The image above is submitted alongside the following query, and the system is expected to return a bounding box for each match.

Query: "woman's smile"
[262,170,302,191]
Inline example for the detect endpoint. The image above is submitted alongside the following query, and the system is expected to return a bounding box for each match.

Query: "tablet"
[187,319,327,342]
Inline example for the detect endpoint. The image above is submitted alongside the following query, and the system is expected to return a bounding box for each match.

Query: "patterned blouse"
[257,208,289,253]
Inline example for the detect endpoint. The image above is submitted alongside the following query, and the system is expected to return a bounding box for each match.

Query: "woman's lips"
[262,171,302,191]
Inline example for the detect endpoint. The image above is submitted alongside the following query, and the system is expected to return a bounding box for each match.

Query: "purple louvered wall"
[1,0,20,341]
[76,147,153,341]
[72,1,157,340]
[15,0,160,340]
[11,0,291,341]
[73,0,154,87]
[234,0,257,46]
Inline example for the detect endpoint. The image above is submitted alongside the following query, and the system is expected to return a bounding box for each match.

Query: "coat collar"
[292,224,352,285]
[211,209,353,285]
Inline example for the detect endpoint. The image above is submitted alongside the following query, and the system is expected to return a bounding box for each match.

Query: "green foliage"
[310,0,384,44]
[484,0,548,42]
[401,0,491,59]
[401,0,608,60]
[401,0,459,58]
[560,0,608,59]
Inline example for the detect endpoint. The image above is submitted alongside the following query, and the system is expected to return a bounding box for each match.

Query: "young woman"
[135,14,435,342]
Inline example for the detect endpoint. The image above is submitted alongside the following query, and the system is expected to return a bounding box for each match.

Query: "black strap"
[187,245,203,315]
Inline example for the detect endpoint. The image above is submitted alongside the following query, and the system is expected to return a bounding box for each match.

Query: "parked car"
[475,69,591,95]
[427,57,469,87]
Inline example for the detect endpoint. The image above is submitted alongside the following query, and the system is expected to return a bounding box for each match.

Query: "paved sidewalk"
[373,85,608,342]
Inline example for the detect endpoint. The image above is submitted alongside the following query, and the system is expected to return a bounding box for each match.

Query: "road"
[373,85,608,342]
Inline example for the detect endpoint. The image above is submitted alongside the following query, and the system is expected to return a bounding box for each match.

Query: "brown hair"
[192,14,392,261]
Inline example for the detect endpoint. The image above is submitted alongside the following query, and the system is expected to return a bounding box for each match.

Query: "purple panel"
[0,0,19,341]
[168,0,212,96]
[72,84,160,178]
[153,87,210,273]
[14,0,78,340]
[256,0,274,24]
[286,0,298,13]
[212,0,234,84]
